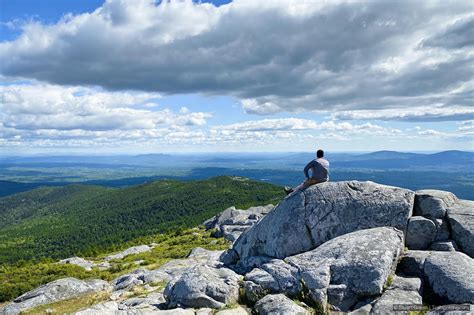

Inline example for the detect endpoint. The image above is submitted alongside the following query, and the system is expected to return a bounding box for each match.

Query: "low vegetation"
[0,176,284,264]
[0,227,229,303]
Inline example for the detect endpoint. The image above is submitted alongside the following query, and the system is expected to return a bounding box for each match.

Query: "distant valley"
[1,150,473,199]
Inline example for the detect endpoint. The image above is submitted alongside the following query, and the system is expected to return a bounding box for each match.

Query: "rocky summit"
[1,180,473,314]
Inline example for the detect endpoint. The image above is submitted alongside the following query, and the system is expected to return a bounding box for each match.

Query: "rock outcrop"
[227,181,414,264]
[111,248,224,291]
[204,205,274,242]
[59,257,95,271]
[105,245,152,261]
[3,181,474,314]
[243,227,404,312]
[164,265,242,309]
[1,278,112,314]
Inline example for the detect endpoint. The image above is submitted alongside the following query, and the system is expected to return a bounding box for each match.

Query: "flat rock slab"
[59,257,95,271]
[204,205,274,242]
[371,289,422,315]
[447,199,474,258]
[231,181,413,262]
[164,265,242,309]
[254,294,310,315]
[424,251,474,304]
[1,278,112,314]
[105,245,152,261]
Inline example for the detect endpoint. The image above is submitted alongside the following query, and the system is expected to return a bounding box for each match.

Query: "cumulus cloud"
[0,83,211,143]
[332,106,474,122]
[213,118,401,136]
[0,0,472,121]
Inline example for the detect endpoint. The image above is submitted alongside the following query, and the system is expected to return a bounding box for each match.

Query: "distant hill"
[331,150,474,168]
[0,176,284,264]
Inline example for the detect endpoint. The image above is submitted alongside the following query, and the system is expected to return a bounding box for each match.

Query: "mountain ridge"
[0,176,284,264]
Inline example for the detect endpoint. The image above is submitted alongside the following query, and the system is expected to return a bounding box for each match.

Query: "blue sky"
[0,0,472,154]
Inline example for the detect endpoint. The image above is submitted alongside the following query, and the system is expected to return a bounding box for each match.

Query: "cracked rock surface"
[230,181,413,264]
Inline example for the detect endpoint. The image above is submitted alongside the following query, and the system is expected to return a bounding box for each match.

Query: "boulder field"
[1,181,473,314]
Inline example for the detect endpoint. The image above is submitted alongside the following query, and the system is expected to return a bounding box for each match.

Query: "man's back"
[304,158,329,182]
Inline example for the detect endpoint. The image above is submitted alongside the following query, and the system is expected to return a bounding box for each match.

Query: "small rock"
[254,294,310,315]
[387,275,422,293]
[215,306,251,314]
[154,309,196,314]
[119,292,165,310]
[96,261,111,270]
[406,216,437,250]
[424,251,474,304]
[73,301,119,315]
[111,268,148,291]
[196,308,214,315]
[429,240,458,252]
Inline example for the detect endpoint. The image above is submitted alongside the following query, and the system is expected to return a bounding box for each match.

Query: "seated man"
[285,149,329,194]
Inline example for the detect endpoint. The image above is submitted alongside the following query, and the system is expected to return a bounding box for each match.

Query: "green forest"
[0,176,284,264]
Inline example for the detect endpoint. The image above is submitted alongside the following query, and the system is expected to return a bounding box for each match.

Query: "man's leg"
[302,178,319,189]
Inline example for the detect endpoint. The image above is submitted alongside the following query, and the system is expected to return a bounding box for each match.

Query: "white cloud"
[332,106,474,122]
[0,83,211,141]
[212,118,401,137]
[0,0,472,121]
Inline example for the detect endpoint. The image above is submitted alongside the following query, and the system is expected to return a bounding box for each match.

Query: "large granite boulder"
[243,227,404,312]
[229,181,413,263]
[1,278,112,314]
[204,205,274,242]
[164,265,243,309]
[406,217,437,250]
[447,199,474,258]
[424,251,474,304]
[254,294,310,315]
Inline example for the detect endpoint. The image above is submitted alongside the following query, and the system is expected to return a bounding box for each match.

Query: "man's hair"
[317,149,324,158]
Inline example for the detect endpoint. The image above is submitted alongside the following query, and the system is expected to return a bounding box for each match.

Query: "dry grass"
[22,291,110,315]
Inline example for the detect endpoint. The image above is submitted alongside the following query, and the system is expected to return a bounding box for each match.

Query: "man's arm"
[303,160,314,179]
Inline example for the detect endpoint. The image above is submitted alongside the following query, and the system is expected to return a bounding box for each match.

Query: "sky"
[0,0,473,154]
